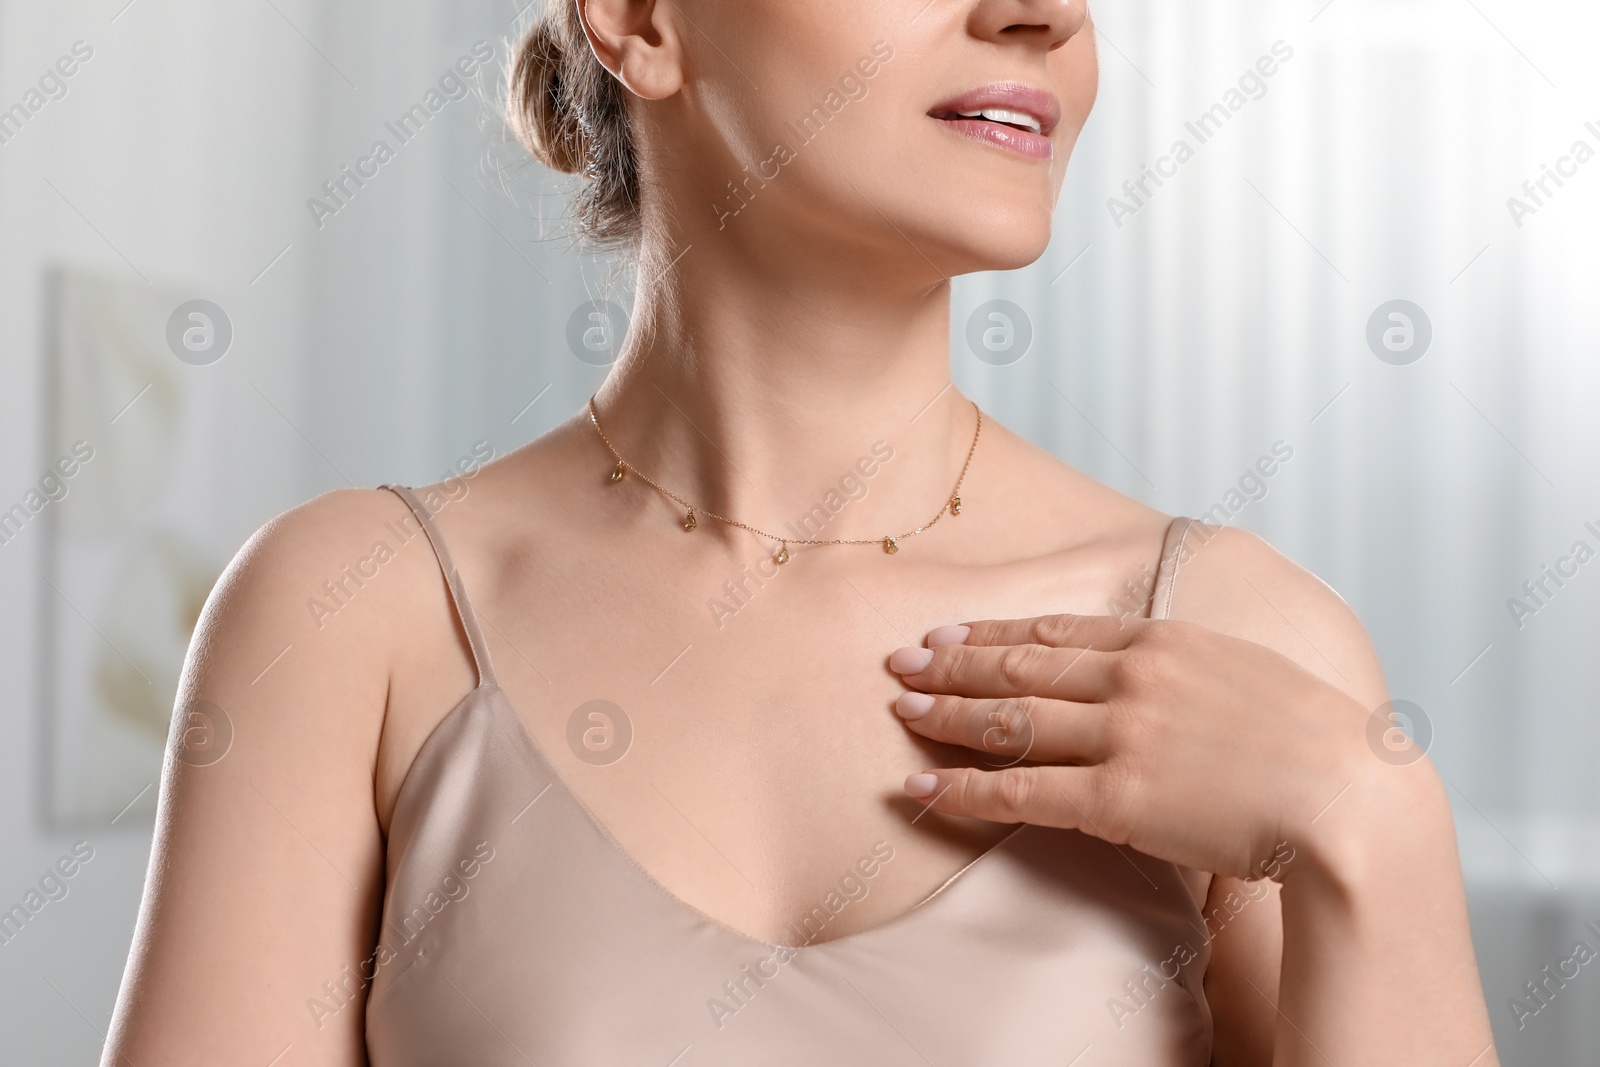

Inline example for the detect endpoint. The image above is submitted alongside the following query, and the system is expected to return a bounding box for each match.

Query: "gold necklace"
[587,395,982,565]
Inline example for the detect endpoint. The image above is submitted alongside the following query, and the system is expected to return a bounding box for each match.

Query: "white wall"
[0,0,319,1057]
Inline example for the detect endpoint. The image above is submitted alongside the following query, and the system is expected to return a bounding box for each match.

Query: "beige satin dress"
[363,485,1214,1065]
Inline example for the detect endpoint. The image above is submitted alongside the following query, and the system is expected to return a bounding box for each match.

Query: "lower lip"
[933,117,1053,160]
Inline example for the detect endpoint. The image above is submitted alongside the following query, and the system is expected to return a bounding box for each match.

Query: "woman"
[103,1,1495,1064]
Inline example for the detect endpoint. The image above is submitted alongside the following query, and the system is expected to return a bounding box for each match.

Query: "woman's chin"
[938,219,1055,277]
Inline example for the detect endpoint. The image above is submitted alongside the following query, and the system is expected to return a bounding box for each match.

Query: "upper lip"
[928,83,1061,136]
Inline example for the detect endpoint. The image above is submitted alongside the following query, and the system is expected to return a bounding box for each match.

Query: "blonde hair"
[507,1,639,246]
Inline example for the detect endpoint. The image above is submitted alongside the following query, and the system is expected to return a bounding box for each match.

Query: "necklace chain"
[586,395,982,559]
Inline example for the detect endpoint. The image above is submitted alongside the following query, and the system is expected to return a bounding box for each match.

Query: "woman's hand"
[886,612,1427,883]
[886,606,1498,1065]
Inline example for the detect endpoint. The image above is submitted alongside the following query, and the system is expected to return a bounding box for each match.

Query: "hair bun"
[509,16,585,175]
[506,1,639,245]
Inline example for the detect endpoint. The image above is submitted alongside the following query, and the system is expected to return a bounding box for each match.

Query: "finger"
[930,613,1143,651]
[893,692,1108,764]
[903,764,1111,833]
[888,641,1119,701]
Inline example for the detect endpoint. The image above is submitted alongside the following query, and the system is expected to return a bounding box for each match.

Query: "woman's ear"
[576,0,685,101]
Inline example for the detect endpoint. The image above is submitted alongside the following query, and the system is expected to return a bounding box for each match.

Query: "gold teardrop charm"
[775,543,790,565]
[609,461,625,483]
[949,495,962,516]
[683,508,697,531]
[883,535,899,555]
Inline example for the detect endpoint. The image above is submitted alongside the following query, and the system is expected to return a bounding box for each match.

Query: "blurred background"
[1,0,1596,1061]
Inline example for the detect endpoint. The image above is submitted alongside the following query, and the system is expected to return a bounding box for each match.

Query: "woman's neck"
[592,234,974,542]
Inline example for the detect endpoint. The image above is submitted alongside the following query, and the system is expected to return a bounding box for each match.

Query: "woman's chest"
[382,545,1146,943]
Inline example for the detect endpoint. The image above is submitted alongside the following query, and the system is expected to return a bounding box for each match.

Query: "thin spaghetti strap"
[380,484,498,688]
[1148,516,1198,622]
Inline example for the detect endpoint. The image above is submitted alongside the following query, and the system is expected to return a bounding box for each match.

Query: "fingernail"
[904,773,939,798]
[895,692,935,720]
[927,624,971,647]
[889,647,935,674]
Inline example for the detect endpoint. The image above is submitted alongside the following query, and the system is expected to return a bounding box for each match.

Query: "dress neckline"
[391,673,1034,952]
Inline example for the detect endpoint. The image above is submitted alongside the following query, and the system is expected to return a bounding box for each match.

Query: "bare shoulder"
[970,418,1374,689]
[1161,520,1388,707]
[192,486,452,701]
[104,485,454,1066]
[206,487,417,635]
[983,426,1383,698]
